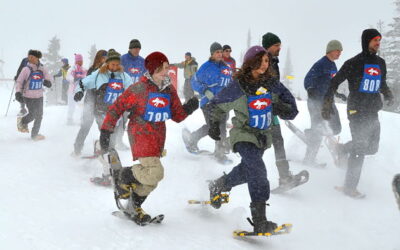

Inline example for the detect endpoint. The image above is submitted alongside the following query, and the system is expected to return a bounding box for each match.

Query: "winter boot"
[125,192,151,226]
[208,174,231,209]
[249,202,277,234]
[17,117,29,133]
[90,174,112,186]
[113,167,140,199]
[32,134,45,141]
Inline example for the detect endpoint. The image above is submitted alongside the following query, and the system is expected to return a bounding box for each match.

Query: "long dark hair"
[92,50,107,69]
[234,51,275,84]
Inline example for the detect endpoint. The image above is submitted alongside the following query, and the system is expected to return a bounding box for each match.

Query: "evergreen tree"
[42,36,62,105]
[88,44,97,67]
[282,47,294,94]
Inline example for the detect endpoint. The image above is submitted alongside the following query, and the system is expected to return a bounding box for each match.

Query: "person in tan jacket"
[171,52,198,101]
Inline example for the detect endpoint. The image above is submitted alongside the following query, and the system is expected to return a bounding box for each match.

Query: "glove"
[15,92,24,103]
[43,80,52,88]
[74,91,84,102]
[307,88,318,99]
[384,91,394,107]
[335,92,347,102]
[182,97,199,115]
[204,90,214,100]
[208,121,221,141]
[99,129,112,152]
[321,97,333,120]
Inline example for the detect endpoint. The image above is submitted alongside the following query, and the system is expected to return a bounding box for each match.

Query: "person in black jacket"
[322,29,394,198]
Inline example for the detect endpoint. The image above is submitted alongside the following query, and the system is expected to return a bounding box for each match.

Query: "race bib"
[103,79,124,104]
[359,64,381,93]
[247,93,272,130]
[128,67,141,83]
[74,71,84,81]
[29,71,44,90]
[220,68,231,87]
[330,70,337,79]
[143,93,171,122]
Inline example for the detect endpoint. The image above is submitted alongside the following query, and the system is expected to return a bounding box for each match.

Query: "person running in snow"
[171,52,198,102]
[262,32,302,187]
[183,42,233,164]
[72,49,107,156]
[66,54,87,125]
[222,44,236,73]
[74,49,133,184]
[303,40,345,166]
[206,46,298,234]
[15,49,52,141]
[322,29,394,198]
[53,58,71,105]
[99,52,199,225]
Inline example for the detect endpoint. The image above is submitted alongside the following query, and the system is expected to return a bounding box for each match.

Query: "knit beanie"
[361,29,382,52]
[185,52,191,57]
[145,52,169,75]
[262,32,281,49]
[243,46,266,63]
[61,58,69,65]
[129,39,141,49]
[326,40,343,54]
[210,42,223,55]
[106,49,121,62]
[74,53,83,63]
[28,49,42,59]
[222,45,232,51]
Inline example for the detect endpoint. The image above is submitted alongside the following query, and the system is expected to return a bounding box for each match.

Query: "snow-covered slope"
[1,82,399,250]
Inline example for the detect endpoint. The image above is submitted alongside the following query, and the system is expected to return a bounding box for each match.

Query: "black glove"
[307,88,318,99]
[384,91,394,107]
[335,92,347,102]
[321,97,333,120]
[74,91,84,102]
[208,121,221,141]
[99,129,112,152]
[182,97,199,115]
[43,80,52,88]
[15,92,24,103]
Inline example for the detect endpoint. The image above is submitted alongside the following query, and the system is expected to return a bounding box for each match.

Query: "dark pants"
[271,121,290,178]
[304,97,341,163]
[191,107,228,155]
[344,112,380,191]
[22,97,43,138]
[62,81,69,104]
[183,79,194,102]
[74,91,96,153]
[225,142,270,202]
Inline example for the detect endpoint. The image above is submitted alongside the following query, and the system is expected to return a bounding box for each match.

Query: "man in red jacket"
[99,52,199,225]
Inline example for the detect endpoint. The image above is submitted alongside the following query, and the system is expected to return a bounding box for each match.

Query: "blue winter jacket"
[191,59,232,107]
[121,52,146,84]
[304,56,337,99]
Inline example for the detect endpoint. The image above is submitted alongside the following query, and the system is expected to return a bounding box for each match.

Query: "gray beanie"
[326,40,343,54]
[210,42,223,55]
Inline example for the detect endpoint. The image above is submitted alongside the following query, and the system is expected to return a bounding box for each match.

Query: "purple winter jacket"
[16,62,52,99]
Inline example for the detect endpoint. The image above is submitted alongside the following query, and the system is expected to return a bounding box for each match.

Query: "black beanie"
[262,32,281,49]
[129,39,141,49]
[222,45,231,51]
[28,49,42,59]
[361,29,382,52]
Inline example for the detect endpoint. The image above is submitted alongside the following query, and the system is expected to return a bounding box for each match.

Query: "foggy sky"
[0,0,396,96]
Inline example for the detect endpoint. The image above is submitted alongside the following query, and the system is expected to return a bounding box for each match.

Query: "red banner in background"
[168,66,178,90]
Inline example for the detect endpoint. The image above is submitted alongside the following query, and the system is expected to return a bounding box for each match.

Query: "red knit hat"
[145,52,169,75]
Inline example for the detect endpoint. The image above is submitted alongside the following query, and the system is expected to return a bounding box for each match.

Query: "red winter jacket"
[101,75,188,160]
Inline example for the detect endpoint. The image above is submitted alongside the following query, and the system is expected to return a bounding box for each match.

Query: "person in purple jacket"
[15,49,52,141]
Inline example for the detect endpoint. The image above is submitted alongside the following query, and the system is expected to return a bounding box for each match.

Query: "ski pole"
[5,80,16,117]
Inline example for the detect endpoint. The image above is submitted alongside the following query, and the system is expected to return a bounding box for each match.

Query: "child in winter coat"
[99,51,199,225]
[15,49,53,141]
[206,46,298,234]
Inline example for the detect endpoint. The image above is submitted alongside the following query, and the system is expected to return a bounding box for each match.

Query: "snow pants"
[183,78,194,102]
[131,157,164,197]
[74,90,96,154]
[304,97,341,163]
[271,120,290,179]
[225,142,270,202]
[21,97,43,138]
[67,82,77,122]
[344,112,380,191]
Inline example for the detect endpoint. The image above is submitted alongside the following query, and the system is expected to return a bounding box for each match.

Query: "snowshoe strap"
[247,217,254,226]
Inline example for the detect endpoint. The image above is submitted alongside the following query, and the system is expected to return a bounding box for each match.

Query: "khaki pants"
[131,157,164,196]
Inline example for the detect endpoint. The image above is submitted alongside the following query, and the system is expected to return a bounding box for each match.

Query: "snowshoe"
[284,120,309,145]
[271,170,310,194]
[90,174,112,186]
[335,186,365,199]
[112,210,164,225]
[392,174,400,210]
[324,136,348,168]
[302,159,327,168]
[208,175,232,209]
[233,223,292,237]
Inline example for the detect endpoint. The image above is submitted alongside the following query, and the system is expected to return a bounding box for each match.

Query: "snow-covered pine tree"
[282,47,294,94]
[88,44,97,67]
[383,0,400,111]
[42,36,62,105]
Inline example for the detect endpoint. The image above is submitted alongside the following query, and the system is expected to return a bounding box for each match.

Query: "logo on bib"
[149,97,169,108]
[110,81,123,90]
[365,67,380,76]
[249,98,271,110]
[221,68,231,76]
[32,74,43,80]
[129,68,140,74]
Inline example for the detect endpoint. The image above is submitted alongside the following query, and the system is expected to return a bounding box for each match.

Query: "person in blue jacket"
[121,39,146,84]
[303,40,345,166]
[182,42,232,163]
[74,49,133,185]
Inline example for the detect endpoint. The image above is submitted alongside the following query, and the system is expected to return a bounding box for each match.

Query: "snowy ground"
[1,81,399,250]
